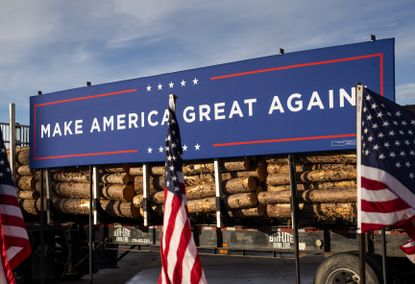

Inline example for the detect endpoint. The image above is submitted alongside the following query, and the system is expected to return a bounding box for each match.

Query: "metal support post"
[214,159,223,228]
[45,169,53,224]
[93,166,99,225]
[359,233,366,284]
[288,154,301,284]
[8,103,16,177]
[381,228,388,284]
[89,166,94,283]
[40,169,45,283]
[143,164,150,226]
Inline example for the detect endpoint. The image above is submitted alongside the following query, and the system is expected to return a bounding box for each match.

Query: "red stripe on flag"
[0,194,20,207]
[361,198,410,213]
[173,218,192,283]
[1,214,26,228]
[191,253,204,283]
[361,177,387,190]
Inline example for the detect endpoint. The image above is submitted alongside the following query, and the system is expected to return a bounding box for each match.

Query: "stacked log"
[262,152,357,222]
[13,146,357,224]
[14,147,41,215]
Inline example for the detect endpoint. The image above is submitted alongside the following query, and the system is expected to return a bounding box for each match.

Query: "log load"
[19,199,39,215]
[101,184,135,202]
[267,163,356,175]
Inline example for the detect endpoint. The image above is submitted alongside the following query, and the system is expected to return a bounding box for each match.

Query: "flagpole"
[381,228,388,284]
[288,154,301,284]
[356,83,366,284]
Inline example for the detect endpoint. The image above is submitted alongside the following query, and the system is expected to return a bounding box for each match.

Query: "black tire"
[314,252,382,284]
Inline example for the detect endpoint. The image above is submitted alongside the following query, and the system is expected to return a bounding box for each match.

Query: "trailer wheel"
[314,252,381,284]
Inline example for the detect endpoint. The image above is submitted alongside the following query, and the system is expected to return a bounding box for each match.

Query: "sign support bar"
[288,154,301,284]
[143,164,150,226]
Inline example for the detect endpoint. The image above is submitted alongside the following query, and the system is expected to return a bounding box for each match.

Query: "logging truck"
[2,140,413,283]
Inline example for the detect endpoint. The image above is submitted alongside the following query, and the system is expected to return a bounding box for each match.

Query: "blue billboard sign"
[30,39,395,169]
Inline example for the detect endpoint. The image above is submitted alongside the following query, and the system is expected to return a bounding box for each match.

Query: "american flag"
[0,129,31,283]
[358,87,415,263]
[159,95,207,284]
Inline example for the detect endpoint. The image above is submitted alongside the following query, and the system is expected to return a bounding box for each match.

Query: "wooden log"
[186,183,216,200]
[222,159,250,172]
[225,192,257,209]
[266,203,356,220]
[258,188,356,204]
[17,176,36,191]
[17,190,39,200]
[16,147,30,165]
[101,184,135,202]
[222,168,267,183]
[100,200,140,218]
[266,153,356,165]
[101,173,132,184]
[298,169,356,183]
[228,205,266,218]
[187,197,216,214]
[129,166,143,176]
[54,182,90,198]
[99,166,129,173]
[53,171,89,183]
[267,163,356,175]
[183,163,214,174]
[297,153,356,164]
[17,165,32,176]
[19,199,39,215]
[54,198,90,215]
[223,177,257,194]
[132,194,143,208]
[266,174,289,186]
[266,170,356,186]
[150,165,165,176]
[267,180,357,192]
[153,191,165,205]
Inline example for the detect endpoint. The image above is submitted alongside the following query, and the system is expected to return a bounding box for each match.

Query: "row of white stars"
[145,78,199,92]
[146,143,201,154]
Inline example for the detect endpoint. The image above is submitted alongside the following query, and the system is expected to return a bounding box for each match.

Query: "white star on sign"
[195,143,201,150]
[182,144,188,151]
[180,80,186,87]
[169,81,174,88]
[147,147,153,154]
[192,78,199,85]
[146,85,152,92]
[157,83,163,90]
[159,146,164,153]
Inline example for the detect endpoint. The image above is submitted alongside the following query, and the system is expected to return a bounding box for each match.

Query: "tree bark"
[225,192,257,209]
[100,200,140,218]
[17,190,38,200]
[17,165,32,176]
[267,163,356,175]
[53,171,90,183]
[101,184,135,202]
[266,202,356,220]
[17,176,36,191]
[16,147,30,165]
[258,188,356,204]
[101,173,132,184]
[223,177,257,194]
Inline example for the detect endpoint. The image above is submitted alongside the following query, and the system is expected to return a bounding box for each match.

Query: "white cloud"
[396,83,415,105]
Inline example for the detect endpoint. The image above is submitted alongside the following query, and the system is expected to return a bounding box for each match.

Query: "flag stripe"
[360,207,415,225]
[361,176,387,190]
[361,198,410,213]
[362,165,415,210]
[361,187,398,202]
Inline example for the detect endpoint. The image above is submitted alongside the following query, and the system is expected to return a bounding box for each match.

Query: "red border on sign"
[211,53,383,148]
[33,89,138,160]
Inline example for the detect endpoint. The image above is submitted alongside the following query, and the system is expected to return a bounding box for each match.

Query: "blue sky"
[1,0,414,124]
